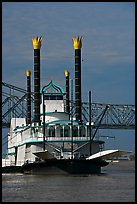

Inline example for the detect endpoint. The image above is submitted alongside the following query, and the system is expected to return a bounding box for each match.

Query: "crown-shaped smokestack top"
[32,36,42,49]
[72,36,82,49]
[64,70,70,77]
[26,70,31,77]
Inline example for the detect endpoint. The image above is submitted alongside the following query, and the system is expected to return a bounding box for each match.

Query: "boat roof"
[40,80,65,95]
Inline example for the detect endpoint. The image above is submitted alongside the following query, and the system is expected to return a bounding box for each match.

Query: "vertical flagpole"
[89,91,92,155]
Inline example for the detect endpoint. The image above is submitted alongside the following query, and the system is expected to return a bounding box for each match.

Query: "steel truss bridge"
[2,81,135,130]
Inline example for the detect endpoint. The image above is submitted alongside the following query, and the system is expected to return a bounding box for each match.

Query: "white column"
[63,126,65,139]
[86,126,88,138]
[78,125,80,137]
[55,126,57,137]
[70,125,72,139]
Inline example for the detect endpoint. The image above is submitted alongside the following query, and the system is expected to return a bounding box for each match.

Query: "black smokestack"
[72,36,82,122]
[64,70,70,114]
[26,70,31,124]
[32,37,42,124]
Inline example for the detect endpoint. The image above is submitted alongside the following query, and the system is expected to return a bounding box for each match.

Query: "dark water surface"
[2,161,135,202]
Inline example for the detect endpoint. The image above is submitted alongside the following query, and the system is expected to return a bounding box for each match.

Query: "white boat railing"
[2,159,15,167]
[18,136,91,146]
[46,136,90,141]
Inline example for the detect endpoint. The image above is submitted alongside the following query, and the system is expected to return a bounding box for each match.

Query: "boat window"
[49,95,56,100]
[49,127,55,137]
[56,95,63,100]
[99,143,104,151]
[44,95,50,100]
[73,126,78,137]
[44,95,63,100]
[80,126,86,137]
[55,126,63,137]
[64,127,69,137]
[60,127,63,137]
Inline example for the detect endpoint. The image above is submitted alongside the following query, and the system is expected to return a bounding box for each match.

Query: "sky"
[2,2,135,153]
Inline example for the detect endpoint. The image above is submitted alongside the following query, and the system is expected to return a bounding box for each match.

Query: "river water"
[2,160,135,202]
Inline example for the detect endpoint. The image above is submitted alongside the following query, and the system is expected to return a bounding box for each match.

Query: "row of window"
[43,95,63,100]
[46,128,86,137]
[31,126,91,137]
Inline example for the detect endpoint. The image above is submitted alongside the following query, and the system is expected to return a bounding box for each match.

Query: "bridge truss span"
[2,81,135,129]
[82,103,135,129]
